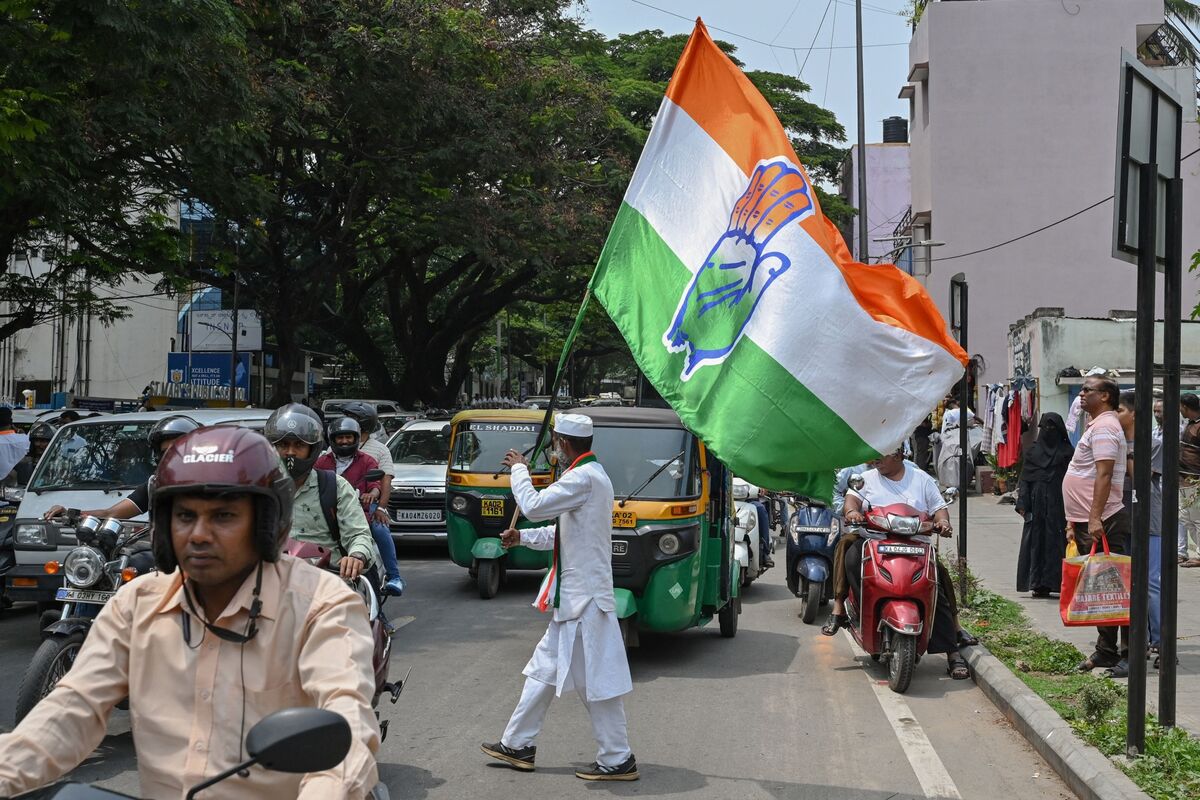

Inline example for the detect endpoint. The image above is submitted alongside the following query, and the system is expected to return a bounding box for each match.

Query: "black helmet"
[148,415,201,461]
[150,427,294,573]
[29,422,56,443]
[327,417,362,459]
[340,401,379,434]
[264,403,325,480]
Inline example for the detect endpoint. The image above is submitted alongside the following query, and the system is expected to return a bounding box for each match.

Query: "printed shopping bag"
[532,563,557,613]
[1059,533,1131,627]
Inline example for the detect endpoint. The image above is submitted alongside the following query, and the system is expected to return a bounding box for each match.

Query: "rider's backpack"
[315,468,344,556]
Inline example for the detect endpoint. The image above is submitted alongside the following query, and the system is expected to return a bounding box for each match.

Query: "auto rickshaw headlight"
[658,533,681,556]
[450,496,469,514]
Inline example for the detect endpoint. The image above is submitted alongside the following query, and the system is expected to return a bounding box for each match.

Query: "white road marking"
[843,631,963,800]
[390,615,416,630]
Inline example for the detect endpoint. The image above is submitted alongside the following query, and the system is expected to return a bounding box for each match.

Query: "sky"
[573,0,915,148]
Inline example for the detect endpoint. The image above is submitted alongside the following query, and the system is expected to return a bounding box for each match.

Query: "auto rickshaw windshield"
[592,426,699,499]
[451,421,551,472]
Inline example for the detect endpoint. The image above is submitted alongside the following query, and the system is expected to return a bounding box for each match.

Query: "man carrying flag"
[481,413,637,781]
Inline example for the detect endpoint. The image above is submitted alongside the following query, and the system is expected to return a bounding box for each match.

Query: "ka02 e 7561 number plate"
[612,511,637,529]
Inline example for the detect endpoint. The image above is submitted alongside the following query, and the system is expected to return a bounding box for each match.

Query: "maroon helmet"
[150,426,294,573]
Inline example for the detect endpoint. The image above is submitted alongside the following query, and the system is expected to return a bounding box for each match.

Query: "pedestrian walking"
[1015,412,1072,597]
[482,413,638,781]
[1063,376,1130,672]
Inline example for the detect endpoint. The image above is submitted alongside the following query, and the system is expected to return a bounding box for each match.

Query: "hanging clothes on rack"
[996,390,1024,469]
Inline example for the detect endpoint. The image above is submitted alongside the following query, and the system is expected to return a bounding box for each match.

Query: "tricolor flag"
[590,21,968,499]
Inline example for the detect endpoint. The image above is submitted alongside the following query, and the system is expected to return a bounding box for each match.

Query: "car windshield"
[390,428,451,465]
[451,421,551,473]
[592,426,699,499]
[29,422,155,491]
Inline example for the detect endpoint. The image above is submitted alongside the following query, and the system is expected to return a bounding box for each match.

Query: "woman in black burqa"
[1016,412,1073,596]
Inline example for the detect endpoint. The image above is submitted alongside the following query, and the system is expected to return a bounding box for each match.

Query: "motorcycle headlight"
[15,523,50,546]
[658,533,681,556]
[887,515,921,536]
[64,546,107,588]
[450,496,469,513]
[788,516,800,545]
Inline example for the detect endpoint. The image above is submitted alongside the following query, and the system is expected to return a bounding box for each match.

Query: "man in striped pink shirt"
[1063,376,1130,672]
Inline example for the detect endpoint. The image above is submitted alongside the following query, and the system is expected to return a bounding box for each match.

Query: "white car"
[385,420,452,544]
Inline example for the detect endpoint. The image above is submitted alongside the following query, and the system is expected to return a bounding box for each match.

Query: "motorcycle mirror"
[245,707,351,774]
[942,487,959,505]
[442,424,452,437]
[848,474,865,492]
[363,469,385,482]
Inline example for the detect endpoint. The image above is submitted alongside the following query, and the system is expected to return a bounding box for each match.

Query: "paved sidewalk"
[957,494,1200,735]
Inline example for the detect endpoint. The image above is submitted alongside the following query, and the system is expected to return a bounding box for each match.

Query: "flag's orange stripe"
[665,21,967,365]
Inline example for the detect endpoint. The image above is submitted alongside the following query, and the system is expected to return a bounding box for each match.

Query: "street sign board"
[1112,49,1183,268]
[190,309,263,352]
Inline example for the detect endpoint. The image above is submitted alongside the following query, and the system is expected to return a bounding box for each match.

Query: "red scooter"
[284,538,407,739]
[843,492,952,694]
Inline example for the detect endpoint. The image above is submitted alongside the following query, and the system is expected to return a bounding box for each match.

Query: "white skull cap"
[554,413,593,438]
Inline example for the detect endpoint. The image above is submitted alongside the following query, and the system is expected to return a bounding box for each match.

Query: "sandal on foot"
[1077,653,1119,672]
[947,655,971,680]
[821,613,848,637]
[956,630,979,647]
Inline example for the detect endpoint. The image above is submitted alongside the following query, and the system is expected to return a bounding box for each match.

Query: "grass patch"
[958,579,1200,800]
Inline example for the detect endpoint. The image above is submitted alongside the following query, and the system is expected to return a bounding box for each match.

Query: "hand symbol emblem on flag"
[663,158,815,380]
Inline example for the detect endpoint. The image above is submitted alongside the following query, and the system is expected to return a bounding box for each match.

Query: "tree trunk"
[267,315,304,408]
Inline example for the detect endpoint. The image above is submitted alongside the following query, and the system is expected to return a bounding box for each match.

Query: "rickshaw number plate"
[56,588,115,604]
[481,498,505,517]
[611,541,628,555]
[612,511,637,529]
[877,544,924,556]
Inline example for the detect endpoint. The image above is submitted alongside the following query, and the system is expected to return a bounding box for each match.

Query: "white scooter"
[732,478,769,588]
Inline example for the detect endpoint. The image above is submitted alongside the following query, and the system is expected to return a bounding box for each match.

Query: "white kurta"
[510,460,633,702]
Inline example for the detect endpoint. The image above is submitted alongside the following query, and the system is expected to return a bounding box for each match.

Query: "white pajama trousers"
[501,627,632,767]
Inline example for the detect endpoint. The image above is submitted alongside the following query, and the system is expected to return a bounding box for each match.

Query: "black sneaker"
[576,754,639,781]
[481,741,535,771]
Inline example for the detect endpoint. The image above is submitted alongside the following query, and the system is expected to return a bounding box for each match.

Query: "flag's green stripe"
[593,202,881,499]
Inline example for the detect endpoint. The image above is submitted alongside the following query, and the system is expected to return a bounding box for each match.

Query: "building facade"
[840,128,913,267]
[899,0,1200,394]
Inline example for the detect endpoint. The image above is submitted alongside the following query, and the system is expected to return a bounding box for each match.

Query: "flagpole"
[855,0,868,262]
[531,289,592,461]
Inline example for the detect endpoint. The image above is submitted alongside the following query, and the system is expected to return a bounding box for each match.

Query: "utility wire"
[931,146,1200,263]
[771,0,805,45]
[822,0,839,106]
[799,0,836,76]
[626,0,908,50]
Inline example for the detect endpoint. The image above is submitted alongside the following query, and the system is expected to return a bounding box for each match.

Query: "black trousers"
[1071,508,1132,661]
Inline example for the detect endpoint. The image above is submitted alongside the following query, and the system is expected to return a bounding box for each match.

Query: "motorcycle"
[283,537,407,740]
[0,485,22,611]
[785,496,840,624]
[13,706,365,799]
[731,479,769,587]
[842,480,957,694]
[14,515,154,723]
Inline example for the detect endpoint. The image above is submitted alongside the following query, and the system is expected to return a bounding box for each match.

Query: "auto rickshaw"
[445,410,554,598]
[572,407,740,644]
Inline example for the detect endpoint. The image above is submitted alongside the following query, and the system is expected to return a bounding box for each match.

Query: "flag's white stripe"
[623,97,962,452]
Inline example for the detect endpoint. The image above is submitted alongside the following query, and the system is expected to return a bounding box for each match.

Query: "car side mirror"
[246,707,351,773]
[848,474,865,492]
[363,469,385,482]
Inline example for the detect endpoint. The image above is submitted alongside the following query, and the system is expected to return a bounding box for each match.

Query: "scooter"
[732,479,768,587]
[284,538,407,740]
[842,487,950,694]
[13,707,365,799]
[785,496,840,624]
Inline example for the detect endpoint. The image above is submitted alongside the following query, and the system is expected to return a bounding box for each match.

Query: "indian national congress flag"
[590,21,968,499]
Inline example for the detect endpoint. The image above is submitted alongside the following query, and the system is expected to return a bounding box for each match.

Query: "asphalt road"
[0,544,1077,800]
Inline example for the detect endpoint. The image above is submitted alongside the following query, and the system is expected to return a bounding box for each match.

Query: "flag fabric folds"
[590,20,967,499]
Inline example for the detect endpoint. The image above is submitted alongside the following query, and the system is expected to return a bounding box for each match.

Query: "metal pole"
[957,282,969,607]
[1159,176,1183,726]
[229,280,239,408]
[1127,161,1157,756]
[854,0,868,262]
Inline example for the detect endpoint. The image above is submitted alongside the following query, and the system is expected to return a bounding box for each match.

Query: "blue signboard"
[167,352,250,392]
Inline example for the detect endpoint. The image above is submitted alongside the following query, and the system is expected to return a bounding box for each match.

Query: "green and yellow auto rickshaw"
[574,407,741,643]
[445,410,554,598]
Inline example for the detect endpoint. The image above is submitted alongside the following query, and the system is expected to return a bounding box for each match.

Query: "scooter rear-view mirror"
[246,707,352,773]
[363,469,385,482]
